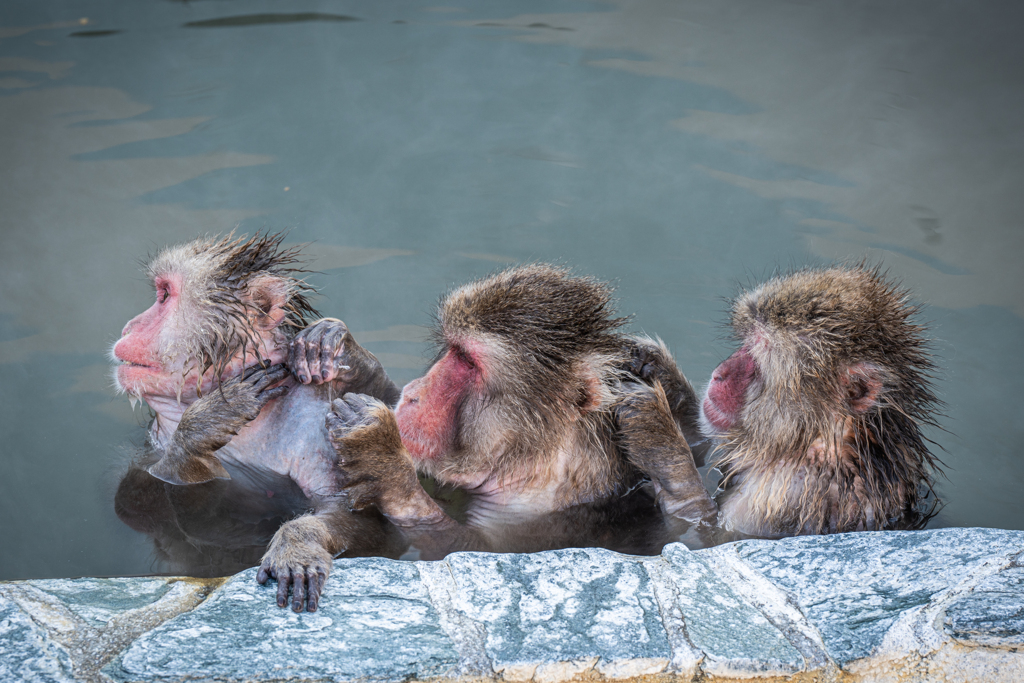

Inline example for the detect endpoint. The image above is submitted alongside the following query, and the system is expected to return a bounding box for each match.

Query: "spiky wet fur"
[715,264,941,535]
[141,232,319,395]
[424,264,635,504]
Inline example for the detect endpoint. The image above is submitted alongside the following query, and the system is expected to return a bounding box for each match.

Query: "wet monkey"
[112,233,404,611]
[279,264,709,570]
[617,265,941,537]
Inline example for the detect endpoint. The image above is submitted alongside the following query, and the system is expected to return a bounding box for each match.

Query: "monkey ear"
[245,275,290,331]
[842,362,885,413]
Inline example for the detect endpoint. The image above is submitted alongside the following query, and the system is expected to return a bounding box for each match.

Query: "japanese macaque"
[112,233,404,610]
[286,264,712,573]
[617,265,941,538]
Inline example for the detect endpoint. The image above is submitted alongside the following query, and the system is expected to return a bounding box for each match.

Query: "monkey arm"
[148,365,290,486]
[256,497,349,613]
[287,318,402,406]
[327,394,491,558]
[615,381,718,524]
[622,336,704,458]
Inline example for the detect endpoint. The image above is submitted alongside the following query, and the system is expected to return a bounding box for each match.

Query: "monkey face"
[395,342,483,463]
[113,272,196,399]
[701,345,760,435]
[111,235,303,405]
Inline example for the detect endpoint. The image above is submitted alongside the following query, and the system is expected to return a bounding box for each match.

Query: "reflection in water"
[1,0,1022,581]
[115,459,751,578]
[68,30,121,38]
[116,460,318,577]
[115,458,407,577]
[183,14,361,29]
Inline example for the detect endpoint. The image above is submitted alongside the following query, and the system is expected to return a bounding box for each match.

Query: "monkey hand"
[288,319,400,403]
[148,364,290,486]
[621,336,702,444]
[326,394,421,514]
[257,515,335,613]
[615,381,718,524]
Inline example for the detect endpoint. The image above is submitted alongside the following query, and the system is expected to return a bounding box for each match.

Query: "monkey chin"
[699,396,734,436]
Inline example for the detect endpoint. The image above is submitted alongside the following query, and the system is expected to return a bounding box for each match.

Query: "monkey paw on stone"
[148,364,290,486]
[257,518,333,613]
[326,393,414,512]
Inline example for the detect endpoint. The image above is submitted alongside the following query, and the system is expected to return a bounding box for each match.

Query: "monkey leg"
[622,336,704,457]
[616,381,718,524]
[288,318,402,405]
[148,364,290,485]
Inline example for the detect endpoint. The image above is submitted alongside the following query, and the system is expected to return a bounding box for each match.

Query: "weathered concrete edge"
[1,528,1022,683]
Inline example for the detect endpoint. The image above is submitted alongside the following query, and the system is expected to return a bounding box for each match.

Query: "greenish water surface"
[1,0,1022,579]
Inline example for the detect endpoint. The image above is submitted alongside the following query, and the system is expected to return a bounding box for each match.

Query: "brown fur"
[614,264,941,539]
[323,264,690,558]
[146,232,319,388]
[422,264,634,503]
[715,264,941,535]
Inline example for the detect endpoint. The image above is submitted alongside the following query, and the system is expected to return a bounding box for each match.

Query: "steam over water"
[1,0,1022,579]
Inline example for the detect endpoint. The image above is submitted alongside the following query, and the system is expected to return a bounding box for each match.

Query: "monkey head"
[701,265,939,479]
[395,264,628,489]
[111,233,318,404]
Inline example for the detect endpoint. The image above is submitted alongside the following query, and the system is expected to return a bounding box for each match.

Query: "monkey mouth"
[702,397,734,434]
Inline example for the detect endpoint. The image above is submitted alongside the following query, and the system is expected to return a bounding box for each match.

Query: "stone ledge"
[2,528,1022,683]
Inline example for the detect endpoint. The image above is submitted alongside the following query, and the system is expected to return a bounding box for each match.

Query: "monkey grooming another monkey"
[112,233,404,611]
[275,264,714,570]
[617,265,941,538]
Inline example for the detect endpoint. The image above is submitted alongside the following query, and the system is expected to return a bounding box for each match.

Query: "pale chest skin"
[149,379,342,498]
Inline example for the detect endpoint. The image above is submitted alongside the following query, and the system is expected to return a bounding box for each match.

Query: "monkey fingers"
[289,318,352,384]
[258,518,334,612]
[247,363,291,402]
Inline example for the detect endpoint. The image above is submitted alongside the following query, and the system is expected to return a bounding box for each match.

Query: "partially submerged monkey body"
[279,265,703,573]
[621,264,940,538]
[112,234,404,609]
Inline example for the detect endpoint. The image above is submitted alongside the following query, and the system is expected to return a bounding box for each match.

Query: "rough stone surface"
[656,544,804,678]
[734,527,1024,668]
[113,558,460,682]
[2,528,1024,682]
[945,564,1024,648]
[25,578,176,630]
[446,547,670,681]
[0,594,76,683]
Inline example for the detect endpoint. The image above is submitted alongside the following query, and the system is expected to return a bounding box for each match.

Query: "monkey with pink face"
[295,264,941,585]
[616,265,942,538]
[261,264,713,583]
[113,242,691,612]
[112,233,405,611]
